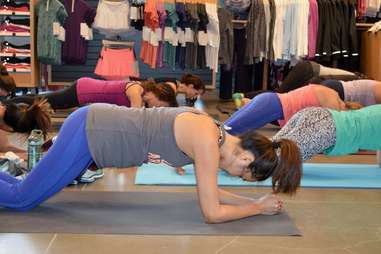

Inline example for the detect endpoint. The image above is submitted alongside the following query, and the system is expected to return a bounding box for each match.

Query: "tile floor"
[1,91,381,254]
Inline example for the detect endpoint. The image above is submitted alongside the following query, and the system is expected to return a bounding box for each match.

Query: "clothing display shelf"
[0,0,39,87]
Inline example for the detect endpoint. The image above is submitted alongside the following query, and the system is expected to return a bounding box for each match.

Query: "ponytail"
[271,139,302,194]
[239,131,302,194]
[3,98,52,137]
[0,64,16,94]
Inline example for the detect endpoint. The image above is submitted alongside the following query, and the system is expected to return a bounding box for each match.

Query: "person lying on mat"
[0,103,303,223]
[4,78,178,110]
[225,84,362,135]
[271,105,381,162]
[242,60,362,99]
[131,73,206,106]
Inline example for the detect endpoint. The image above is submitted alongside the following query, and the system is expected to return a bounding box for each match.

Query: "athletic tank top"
[277,85,320,127]
[86,103,225,168]
[342,80,376,106]
[76,77,131,106]
[324,104,381,156]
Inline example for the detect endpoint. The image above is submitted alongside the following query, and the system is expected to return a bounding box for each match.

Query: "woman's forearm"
[205,203,262,223]
[218,188,256,205]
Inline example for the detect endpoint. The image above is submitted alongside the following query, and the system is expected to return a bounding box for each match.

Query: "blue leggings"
[224,93,284,135]
[0,106,93,211]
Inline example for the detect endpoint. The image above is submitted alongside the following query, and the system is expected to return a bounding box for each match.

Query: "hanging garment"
[205,2,219,72]
[225,0,251,15]
[308,0,318,58]
[219,28,256,99]
[140,0,159,68]
[163,2,179,69]
[175,2,187,69]
[93,0,130,36]
[185,3,198,69]
[130,2,144,31]
[36,0,68,65]
[95,47,139,80]
[217,8,233,69]
[195,3,208,69]
[62,0,96,64]
[155,0,166,68]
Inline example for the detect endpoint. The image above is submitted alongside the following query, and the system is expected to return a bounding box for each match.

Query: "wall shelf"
[0,0,39,88]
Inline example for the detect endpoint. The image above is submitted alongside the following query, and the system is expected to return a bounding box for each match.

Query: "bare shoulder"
[175,112,216,133]
[174,112,219,157]
[125,82,144,94]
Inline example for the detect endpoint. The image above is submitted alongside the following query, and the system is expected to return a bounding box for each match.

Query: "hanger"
[102,39,135,48]
[231,19,248,29]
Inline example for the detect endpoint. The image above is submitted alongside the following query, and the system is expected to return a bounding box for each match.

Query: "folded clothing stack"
[1,40,30,54]
[0,16,30,33]
[1,55,30,71]
[0,0,29,13]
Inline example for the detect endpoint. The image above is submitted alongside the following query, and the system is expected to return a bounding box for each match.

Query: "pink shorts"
[95,48,140,80]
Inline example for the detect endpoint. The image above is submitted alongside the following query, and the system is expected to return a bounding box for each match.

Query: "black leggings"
[244,61,315,99]
[7,82,79,110]
[276,61,315,93]
[244,61,359,99]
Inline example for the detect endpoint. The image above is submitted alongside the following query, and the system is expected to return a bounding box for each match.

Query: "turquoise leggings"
[0,106,93,211]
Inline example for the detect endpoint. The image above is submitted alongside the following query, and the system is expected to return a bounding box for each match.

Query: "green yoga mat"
[135,163,381,189]
[0,191,300,236]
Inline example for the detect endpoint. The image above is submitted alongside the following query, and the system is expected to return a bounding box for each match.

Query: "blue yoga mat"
[135,163,381,189]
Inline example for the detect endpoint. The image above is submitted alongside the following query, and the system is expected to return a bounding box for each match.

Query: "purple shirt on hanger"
[62,0,96,64]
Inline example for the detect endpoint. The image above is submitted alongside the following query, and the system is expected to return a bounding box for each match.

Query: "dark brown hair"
[3,98,52,137]
[0,64,16,94]
[239,131,302,194]
[180,74,206,94]
[142,79,178,107]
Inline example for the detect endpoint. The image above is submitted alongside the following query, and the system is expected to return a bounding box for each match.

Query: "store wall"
[51,0,214,84]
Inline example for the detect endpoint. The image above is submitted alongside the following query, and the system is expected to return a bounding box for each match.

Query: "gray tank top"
[86,104,225,168]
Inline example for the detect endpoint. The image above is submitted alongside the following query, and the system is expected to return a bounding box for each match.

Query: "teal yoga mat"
[135,163,381,189]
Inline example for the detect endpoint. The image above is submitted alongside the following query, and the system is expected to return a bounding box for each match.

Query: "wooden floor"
[1,90,380,254]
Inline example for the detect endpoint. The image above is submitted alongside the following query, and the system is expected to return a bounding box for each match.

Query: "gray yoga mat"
[0,191,301,236]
